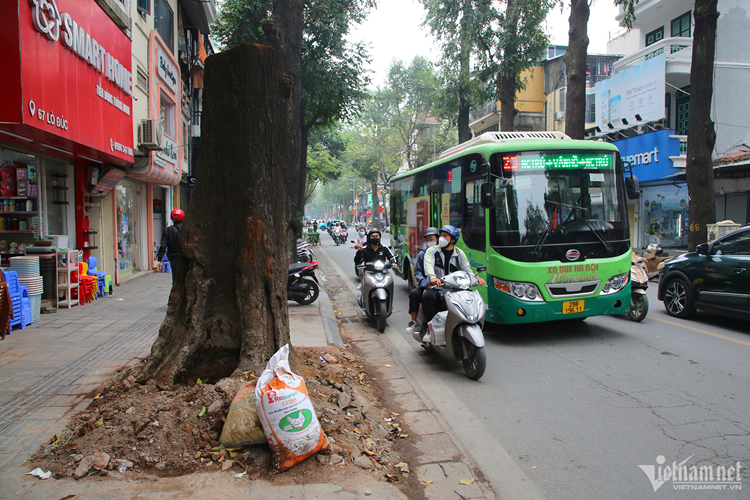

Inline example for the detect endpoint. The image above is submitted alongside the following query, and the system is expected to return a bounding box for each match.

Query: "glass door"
[116,180,142,277]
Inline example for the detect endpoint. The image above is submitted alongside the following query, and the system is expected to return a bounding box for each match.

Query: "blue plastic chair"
[87,257,109,297]
[161,256,171,273]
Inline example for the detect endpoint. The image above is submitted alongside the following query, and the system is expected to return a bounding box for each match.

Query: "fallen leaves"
[198,406,206,417]
[460,477,475,485]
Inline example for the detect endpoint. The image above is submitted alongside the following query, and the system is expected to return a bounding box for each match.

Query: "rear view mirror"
[625,175,640,199]
[696,243,709,256]
[476,266,487,273]
[480,182,497,209]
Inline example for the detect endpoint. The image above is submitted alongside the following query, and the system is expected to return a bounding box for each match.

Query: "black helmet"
[367,228,381,238]
[423,227,440,238]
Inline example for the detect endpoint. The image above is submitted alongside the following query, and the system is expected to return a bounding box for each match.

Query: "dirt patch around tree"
[30,345,425,498]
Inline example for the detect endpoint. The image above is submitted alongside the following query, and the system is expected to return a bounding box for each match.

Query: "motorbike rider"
[355,228,397,271]
[404,227,441,336]
[422,225,486,327]
[352,225,368,249]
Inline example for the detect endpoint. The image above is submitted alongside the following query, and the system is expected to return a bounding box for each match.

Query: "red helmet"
[171,209,184,221]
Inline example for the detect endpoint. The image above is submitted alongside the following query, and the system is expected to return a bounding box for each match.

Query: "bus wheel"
[405,262,416,291]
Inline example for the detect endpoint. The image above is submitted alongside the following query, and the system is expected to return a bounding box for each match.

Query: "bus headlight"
[493,278,544,302]
[600,272,629,295]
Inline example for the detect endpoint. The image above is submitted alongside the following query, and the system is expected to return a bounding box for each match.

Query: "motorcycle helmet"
[367,228,381,239]
[171,209,185,222]
[439,225,460,243]
[423,227,440,238]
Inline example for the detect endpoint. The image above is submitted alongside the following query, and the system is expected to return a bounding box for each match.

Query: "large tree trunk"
[564,0,590,139]
[498,0,518,132]
[457,0,472,143]
[686,0,719,251]
[140,44,293,384]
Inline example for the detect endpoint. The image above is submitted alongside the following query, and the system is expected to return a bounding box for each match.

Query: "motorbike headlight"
[493,277,545,302]
[373,261,385,271]
[600,272,629,295]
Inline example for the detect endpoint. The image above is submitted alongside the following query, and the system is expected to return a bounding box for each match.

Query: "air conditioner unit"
[554,111,564,122]
[138,119,163,150]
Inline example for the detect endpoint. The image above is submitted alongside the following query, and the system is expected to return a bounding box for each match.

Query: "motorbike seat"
[289,262,313,274]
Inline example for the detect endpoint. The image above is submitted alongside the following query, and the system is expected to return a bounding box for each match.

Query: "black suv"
[658,226,750,320]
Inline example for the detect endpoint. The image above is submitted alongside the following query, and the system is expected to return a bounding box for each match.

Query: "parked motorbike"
[296,240,314,263]
[627,251,649,322]
[413,269,487,380]
[357,260,394,333]
[288,261,320,305]
[641,244,671,280]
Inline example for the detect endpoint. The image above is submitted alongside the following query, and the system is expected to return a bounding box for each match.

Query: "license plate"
[562,300,584,315]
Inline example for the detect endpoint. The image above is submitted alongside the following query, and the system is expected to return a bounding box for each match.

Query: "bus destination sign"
[503,153,612,171]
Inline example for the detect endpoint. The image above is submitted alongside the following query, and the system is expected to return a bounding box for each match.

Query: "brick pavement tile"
[412,433,461,463]
[17,406,68,421]
[248,484,304,500]
[17,385,65,397]
[0,470,34,499]
[42,394,83,407]
[0,418,58,437]
[392,393,428,413]
[384,378,416,395]
[0,435,36,454]
[56,384,100,396]
[4,395,51,407]
[401,411,442,435]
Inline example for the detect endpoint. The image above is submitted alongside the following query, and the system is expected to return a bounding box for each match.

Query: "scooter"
[296,240,314,263]
[357,260,394,333]
[641,244,670,280]
[414,268,487,380]
[339,229,348,245]
[627,251,649,322]
[288,261,320,305]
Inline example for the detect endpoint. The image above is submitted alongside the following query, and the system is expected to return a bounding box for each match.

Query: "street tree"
[421,0,482,143]
[685,0,719,250]
[563,0,638,139]
[141,44,295,383]
[473,0,552,131]
[305,128,346,202]
[213,0,371,223]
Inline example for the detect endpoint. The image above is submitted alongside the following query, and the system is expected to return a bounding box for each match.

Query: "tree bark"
[140,44,293,384]
[564,0,590,139]
[686,0,719,251]
[498,0,518,132]
[457,0,472,143]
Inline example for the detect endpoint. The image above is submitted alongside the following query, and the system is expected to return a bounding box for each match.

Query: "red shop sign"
[0,0,134,162]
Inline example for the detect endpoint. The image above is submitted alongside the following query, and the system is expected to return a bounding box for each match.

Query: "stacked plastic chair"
[3,270,32,332]
[77,263,98,304]
[10,256,43,324]
[87,257,113,296]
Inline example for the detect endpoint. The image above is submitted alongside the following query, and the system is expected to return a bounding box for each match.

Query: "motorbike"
[357,260,394,333]
[339,229,348,245]
[413,268,487,380]
[296,240,314,263]
[627,251,649,322]
[641,243,671,280]
[287,261,320,305]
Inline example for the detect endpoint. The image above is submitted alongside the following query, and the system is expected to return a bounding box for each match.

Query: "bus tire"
[404,261,416,291]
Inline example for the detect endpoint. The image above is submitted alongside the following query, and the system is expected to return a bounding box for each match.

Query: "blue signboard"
[612,130,682,182]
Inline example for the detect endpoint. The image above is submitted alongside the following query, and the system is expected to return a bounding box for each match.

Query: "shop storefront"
[612,130,684,250]
[0,0,133,300]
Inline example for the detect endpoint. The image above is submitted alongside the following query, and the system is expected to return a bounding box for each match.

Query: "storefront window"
[116,180,142,277]
[44,159,70,236]
[641,185,689,249]
[160,93,175,137]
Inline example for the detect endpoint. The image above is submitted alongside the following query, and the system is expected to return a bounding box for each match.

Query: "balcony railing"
[614,37,693,74]
[469,101,498,122]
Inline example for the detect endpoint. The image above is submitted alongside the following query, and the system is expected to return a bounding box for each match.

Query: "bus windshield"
[490,150,629,262]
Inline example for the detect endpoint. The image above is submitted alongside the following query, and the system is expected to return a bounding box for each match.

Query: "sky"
[348,0,624,88]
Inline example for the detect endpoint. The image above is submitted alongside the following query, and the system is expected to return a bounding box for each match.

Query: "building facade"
[599,0,750,250]
[0,0,214,303]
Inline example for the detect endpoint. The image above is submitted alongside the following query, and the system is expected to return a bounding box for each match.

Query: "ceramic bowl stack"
[10,256,43,323]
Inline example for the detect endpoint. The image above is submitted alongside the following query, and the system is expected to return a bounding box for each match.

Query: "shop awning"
[126,153,182,186]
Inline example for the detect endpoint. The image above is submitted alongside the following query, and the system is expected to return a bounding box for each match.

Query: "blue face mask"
[359,231,365,236]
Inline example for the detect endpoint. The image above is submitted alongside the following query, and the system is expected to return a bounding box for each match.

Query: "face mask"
[359,231,365,236]
[438,237,450,248]
[370,238,380,246]
[425,240,437,248]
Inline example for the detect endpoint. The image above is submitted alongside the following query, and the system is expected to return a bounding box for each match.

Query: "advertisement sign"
[595,54,665,131]
[0,0,134,161]
[613,129,682,182]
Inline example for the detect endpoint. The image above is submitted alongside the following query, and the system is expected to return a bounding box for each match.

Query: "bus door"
[461,157,489,293]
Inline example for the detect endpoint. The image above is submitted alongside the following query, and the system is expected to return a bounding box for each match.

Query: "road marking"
[651,316,750,347]
[318,242,546,500]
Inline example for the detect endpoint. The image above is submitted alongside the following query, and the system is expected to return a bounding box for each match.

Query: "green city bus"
[389,131,635,324]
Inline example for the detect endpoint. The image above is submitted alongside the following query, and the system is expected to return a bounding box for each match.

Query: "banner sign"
[595,54,665,132]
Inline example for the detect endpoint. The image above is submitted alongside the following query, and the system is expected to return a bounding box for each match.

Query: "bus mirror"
[625,175,640,199]
[480,182,496,209]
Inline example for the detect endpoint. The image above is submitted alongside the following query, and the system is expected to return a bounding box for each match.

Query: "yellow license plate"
[562,300,585,315]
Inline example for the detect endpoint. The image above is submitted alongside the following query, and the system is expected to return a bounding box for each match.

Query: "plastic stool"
[104,275,113,295]
[161,259,171,273]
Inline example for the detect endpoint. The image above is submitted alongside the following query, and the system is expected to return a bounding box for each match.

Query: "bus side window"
[463,179,486,251]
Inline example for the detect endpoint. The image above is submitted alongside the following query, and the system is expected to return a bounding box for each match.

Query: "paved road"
[318,231,750,499]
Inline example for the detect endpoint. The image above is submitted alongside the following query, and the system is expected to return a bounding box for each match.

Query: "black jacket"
[157,222,182,263]
[354,244,395,267]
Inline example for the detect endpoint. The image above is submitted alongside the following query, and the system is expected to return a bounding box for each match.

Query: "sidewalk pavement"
[0,270,406,499]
